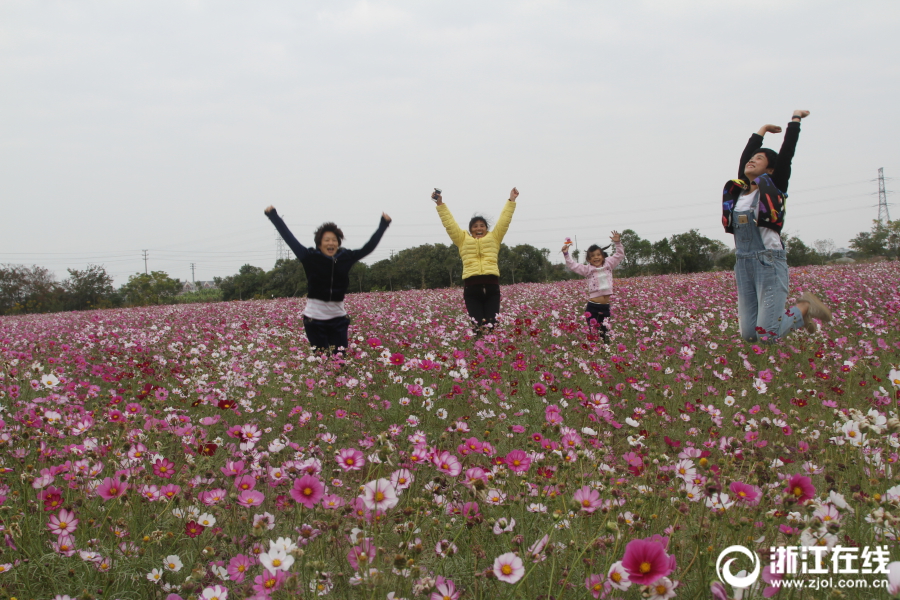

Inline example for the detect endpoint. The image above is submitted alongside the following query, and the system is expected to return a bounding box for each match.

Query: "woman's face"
[588,250,605,267]
[319,231,340,257]
[470,220,488,239]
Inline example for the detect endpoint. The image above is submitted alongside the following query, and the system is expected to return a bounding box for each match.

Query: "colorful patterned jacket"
[721,173,786,235]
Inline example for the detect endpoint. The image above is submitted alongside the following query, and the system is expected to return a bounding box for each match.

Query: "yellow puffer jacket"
[437,201,516,280]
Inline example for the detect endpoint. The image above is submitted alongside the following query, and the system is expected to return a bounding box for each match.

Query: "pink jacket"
[563,243,625,298]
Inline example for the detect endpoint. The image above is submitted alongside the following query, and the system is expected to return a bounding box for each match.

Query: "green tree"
[668,229,726,273]
[617,229,653,277]
[850,220,900,260]
[215,265,267,301]
[0,264,63,314]
[650,238,675,274]
[63,264,116,311]
[783,233,821,267]
[119,271,182,306]
[263,259,308,298]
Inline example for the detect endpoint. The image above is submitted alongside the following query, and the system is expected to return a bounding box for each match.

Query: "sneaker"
[800,292,832,332]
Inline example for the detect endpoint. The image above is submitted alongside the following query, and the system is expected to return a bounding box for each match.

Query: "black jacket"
[266,209,390,302]
[722,121,801,236]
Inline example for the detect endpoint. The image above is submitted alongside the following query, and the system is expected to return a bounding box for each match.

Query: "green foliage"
[119,271,182,306]
[850,220,900,260]
[215,264,267,301]
[63,264,117,311]
[784,233,822,267]
[263,258,308,298]
[0,264,64,315]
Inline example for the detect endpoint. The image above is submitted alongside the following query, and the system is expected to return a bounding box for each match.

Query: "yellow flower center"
[611,572,621,583]
[639,561,652,574]
[304,487,313,496]
[375,491,385,502]
[272,558,281,567]
[655,584,668,594]
[501,564,513,576]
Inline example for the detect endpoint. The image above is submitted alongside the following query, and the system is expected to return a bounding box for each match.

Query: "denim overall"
[733,192,804,342]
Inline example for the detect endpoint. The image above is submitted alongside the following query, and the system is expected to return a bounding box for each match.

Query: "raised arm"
[605,231,625,270]
[491,188,519,243]
[562,249,592,277]
[436,202,467,248]
[265,206,309,260]
[772,110,807,193]
[738,125,780,181]
[349,214,392,261]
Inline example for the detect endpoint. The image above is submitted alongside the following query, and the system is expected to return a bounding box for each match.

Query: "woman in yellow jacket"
[432,187,519,332]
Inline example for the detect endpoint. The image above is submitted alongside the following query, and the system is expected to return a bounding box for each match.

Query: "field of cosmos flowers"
[1,261,900,600]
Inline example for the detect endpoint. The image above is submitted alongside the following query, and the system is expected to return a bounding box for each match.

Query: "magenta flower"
[784,474,815,502]
[621,536,677,585]
[432,451,462,477]
[730,481,762,505]
[47,508,79,536]
[347,539,376,570]
[234,474,257,492]
[152,458,175,479]
[227,554,254,583]
[290,474,324,508]
[252,569,286,594]
[96,477,128,501]
[585,574,605,599]
[336,448,366,472]
[573,485,602,513]
[504,449,532,474]
[237,490,265,508]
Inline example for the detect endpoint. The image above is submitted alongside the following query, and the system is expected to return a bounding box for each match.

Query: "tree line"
[3,220,897,315]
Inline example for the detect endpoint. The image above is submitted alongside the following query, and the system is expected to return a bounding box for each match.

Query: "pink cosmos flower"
[430,576,460,600]
[96,478,128,501]
[48,508,79,536]
[200,585,228,600]
[585,574,605,599]
[234,474,257,492]
[730,481,762,505]
[493,552,525,584]
[784,474,815,503]
[290,474,324,508]
[252,569,286,595]
[347,539,376,570]
[336,448,366,472]
[504,450,531,474]
[152,458,175,479]
[321,494,345,510]
[160,484,181,501]
[227,554,254,583]
[621,536,677,585]
[198,489,227,506]
[573,485,603,513]
[432,451,462,477]
[220,460,246,477]
[237,490,265,508]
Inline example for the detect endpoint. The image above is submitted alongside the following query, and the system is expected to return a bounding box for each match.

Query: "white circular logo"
[716,545,761,588]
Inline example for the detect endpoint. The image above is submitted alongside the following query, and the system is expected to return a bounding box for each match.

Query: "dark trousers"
[584,302,610,338]
[463,284,501,329]
[302,315,351,354]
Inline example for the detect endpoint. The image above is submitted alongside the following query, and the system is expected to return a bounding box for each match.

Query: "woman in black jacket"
[265,206,391,353]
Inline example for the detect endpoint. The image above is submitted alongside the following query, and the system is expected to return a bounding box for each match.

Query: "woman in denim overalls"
[725,110,832,342]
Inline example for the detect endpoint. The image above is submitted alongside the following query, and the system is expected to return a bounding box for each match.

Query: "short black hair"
[468,215,490,233]
[314,222,344,249]
[586,244,610,260]
[750,148,779,172]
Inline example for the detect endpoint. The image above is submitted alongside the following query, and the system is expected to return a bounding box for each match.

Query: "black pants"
[302,315,351,354]
[584,302,610,337]
[463,284,501,329]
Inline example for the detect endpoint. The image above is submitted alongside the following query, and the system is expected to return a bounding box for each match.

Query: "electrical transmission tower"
[190,263,196,283]
[275,223,290,262]
[877,168,891,223]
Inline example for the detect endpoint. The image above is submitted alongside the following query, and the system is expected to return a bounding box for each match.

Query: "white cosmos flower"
[260,548,294,572]
[362,478,399,511]
[163,555,183,572]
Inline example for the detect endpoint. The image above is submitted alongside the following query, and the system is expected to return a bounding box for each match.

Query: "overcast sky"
[2,0,899,285]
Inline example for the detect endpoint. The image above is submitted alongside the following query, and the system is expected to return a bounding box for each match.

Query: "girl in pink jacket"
[562,231,624,340]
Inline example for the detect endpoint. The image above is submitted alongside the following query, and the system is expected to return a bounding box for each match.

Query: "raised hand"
[561,243,572,253]
[792,110,810,119]
[758,124,783,135]
[382,212,392,222]
[610,230,621,243]
[509,187,519,201]
[265,205,276,214]
[431,190,443,205]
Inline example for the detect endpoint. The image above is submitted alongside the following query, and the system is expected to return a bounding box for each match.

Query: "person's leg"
[325,316,351,355]
[595,303,611,340]
[734,256,760,341]
[463,285,487,328]
[302,317,331,352]
[482,284,501,328]
[757,251,803,341]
